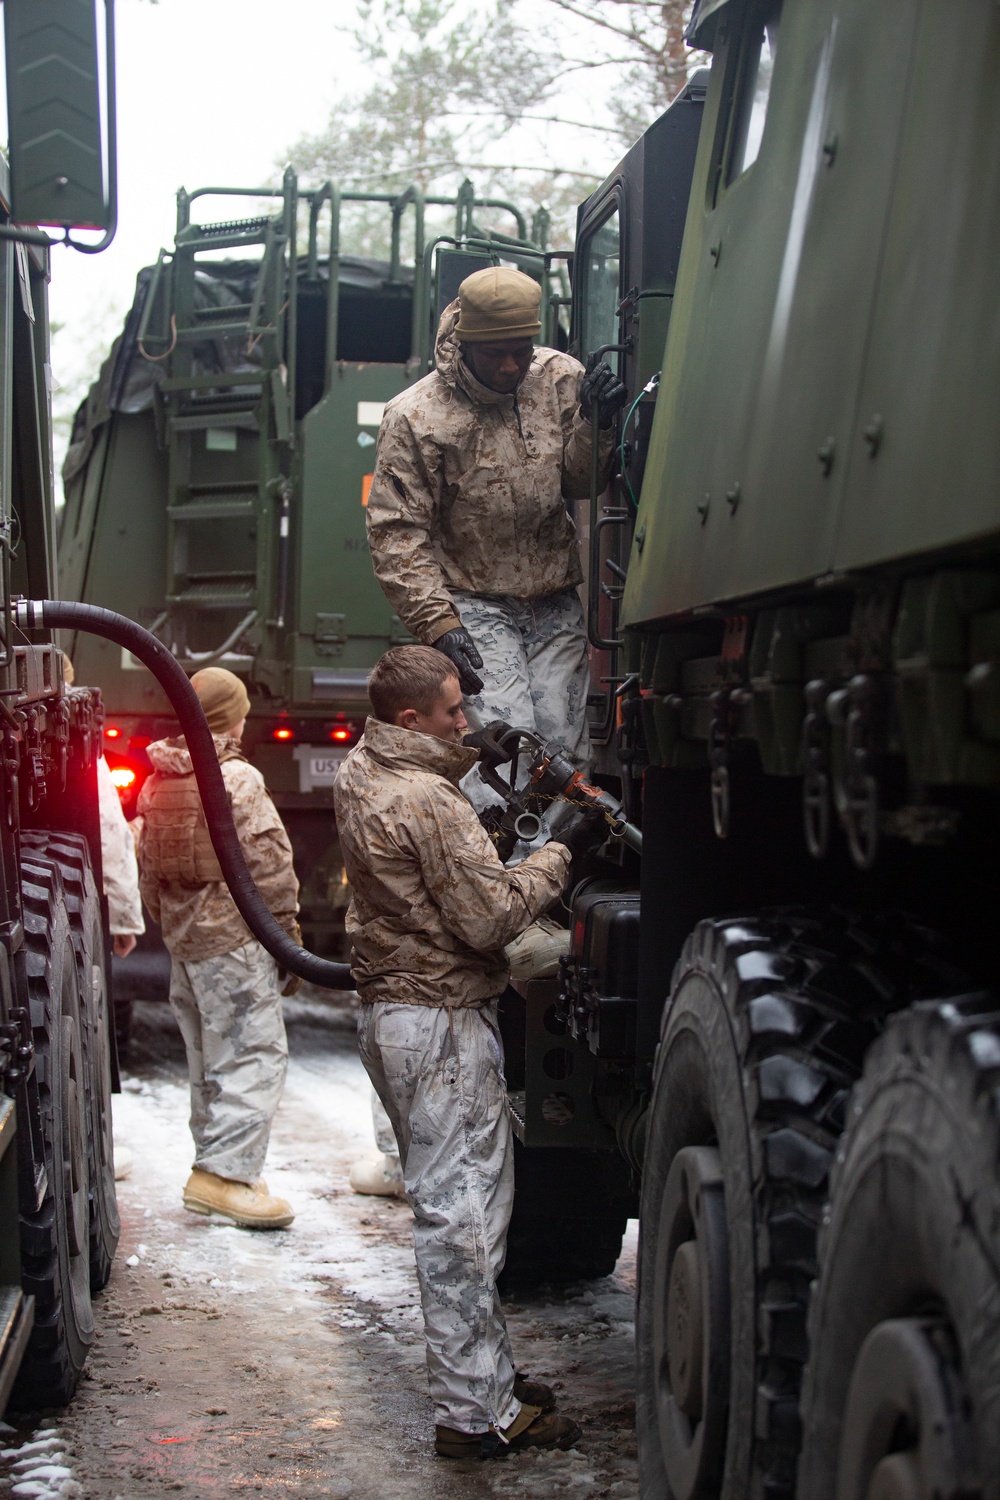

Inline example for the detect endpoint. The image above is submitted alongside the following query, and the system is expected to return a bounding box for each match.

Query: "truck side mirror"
[4,0,116,245]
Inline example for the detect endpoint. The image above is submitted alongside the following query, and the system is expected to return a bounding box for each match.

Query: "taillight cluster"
[266,717,361,748]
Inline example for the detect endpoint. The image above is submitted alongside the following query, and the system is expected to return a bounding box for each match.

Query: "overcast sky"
[29,0,624,477]
[44,0,364,471]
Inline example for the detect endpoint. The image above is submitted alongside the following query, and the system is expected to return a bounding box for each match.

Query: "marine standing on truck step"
[365,266,627,813]
[136,667,301,1231]
[333,644,608,1457]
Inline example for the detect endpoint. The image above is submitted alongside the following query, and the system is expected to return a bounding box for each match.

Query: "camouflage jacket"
[332,717,571,1007]
[137,734,299,962]
[365,302,614,644]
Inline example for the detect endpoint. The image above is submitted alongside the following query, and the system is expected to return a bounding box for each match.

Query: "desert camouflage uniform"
[333,717,570,1433]
[137,734,299,1185]
[365,303,613,803]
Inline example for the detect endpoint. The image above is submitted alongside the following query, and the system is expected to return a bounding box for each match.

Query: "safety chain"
[802,678,832,859]
[52,697,71,792]
[0,1006,33,1090]
[20,708,47,812]
[840,673,882,870]
[2,723,19,832]
[70,690,102,773]
[709,687,752,839]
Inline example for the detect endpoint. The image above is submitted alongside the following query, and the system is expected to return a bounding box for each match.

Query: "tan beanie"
[191,667,250,735]
[454,266,541,343]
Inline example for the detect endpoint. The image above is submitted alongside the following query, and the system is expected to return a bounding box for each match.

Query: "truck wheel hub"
[654,1145,730,1500]
[667,1239,704,1418]
[836,1318,975,1500]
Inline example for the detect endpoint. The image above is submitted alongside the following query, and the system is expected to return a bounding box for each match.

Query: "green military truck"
[51,0,1000,1491]
[58,175,561,1003]
[0,0,121,1411]
[533,0,1000,1495]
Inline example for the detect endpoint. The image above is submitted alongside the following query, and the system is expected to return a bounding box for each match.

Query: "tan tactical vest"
[140,746,242,887]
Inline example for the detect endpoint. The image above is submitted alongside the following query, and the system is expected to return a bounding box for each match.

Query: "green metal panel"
[623,0,922,629]
[832,0,1000,569]
[62,413,171,714]
[4,0,107,230]
[292,363,411,704]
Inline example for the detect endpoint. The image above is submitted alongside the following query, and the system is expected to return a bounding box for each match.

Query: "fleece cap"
[191,667,250,735]
[455,266,541,343]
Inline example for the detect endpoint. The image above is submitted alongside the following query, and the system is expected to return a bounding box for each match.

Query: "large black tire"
[11,847,95,1408]
[797,996,1000,1499]
[501,1139,633,1290]
[24,832,120,1291]
[636,911,967,1500]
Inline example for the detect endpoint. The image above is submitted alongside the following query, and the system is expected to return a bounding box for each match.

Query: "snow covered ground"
[1,996,638,1498]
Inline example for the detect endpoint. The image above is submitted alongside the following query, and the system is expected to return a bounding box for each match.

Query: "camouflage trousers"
[371,1089,401,1165]
[452,587,591,814]
[358,999,521,1435]
[168,939,288,1186]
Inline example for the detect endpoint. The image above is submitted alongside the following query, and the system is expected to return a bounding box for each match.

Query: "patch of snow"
[1,1427,80,1498]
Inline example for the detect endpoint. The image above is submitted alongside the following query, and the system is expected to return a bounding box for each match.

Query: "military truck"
[0,0,122,1410]
[521,0,1000,1495]
[47,0,1000,1489]
[57,174,562,1009]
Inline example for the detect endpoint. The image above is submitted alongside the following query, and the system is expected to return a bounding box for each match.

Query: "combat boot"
[513,1372,556,1412]
[435,1402,581,1459]
[504,917,569,980]
[349,1153,406,1199]
[182,1168,294,1229]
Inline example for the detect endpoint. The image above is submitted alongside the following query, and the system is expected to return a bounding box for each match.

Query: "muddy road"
[1,997,637,1499]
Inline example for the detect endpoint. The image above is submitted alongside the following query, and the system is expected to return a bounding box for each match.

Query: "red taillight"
[110,766,137,791]
[272,727,294,742]
[130,735,151,751]
[330,727,352,743]
[104,726,121,739]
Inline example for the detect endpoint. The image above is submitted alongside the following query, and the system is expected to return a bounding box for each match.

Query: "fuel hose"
[16,599,355,991]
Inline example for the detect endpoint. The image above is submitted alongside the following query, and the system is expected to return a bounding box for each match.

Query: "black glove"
[463,720,513,766]
[549,803,609,859]
[434,627,484,695]
[579,358,628,429]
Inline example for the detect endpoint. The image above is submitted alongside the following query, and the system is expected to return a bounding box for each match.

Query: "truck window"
[580,207,622,366]
[728,1,782,181]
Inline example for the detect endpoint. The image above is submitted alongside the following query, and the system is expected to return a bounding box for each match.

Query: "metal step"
[161,372,265,393]
[168,578,256,608]
[168,412,260,434]
[167,496,256,522]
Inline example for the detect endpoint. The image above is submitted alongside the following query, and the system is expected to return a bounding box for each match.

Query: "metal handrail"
[389,184,426,284]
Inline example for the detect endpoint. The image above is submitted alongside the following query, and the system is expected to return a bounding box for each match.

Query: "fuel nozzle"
[463,721,643,857]
[528,746,643,855]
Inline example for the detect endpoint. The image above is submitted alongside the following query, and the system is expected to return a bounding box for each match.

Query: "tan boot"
[435,1402,581,1459]
[349,1153,406,1199]
[504,918,569,981]
[182,1168,294,1229]
[513,1372,555,1412]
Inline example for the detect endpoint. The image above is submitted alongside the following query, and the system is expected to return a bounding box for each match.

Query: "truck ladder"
[137,170,299,665]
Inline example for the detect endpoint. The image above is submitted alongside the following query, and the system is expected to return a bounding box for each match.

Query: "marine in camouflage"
[335,712,576,1433]
[137,732,299,960]
[331,715,570,1008]
[359,997,520,1435]
[365,301,614,646]
[169,938,289,1186]
[138,730,298,1185]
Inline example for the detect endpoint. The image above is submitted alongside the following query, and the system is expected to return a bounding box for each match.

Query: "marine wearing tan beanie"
[454,266,541,343]
[191,667,250,735]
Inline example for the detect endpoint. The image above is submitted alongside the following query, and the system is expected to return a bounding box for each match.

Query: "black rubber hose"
[19,599,355,990]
